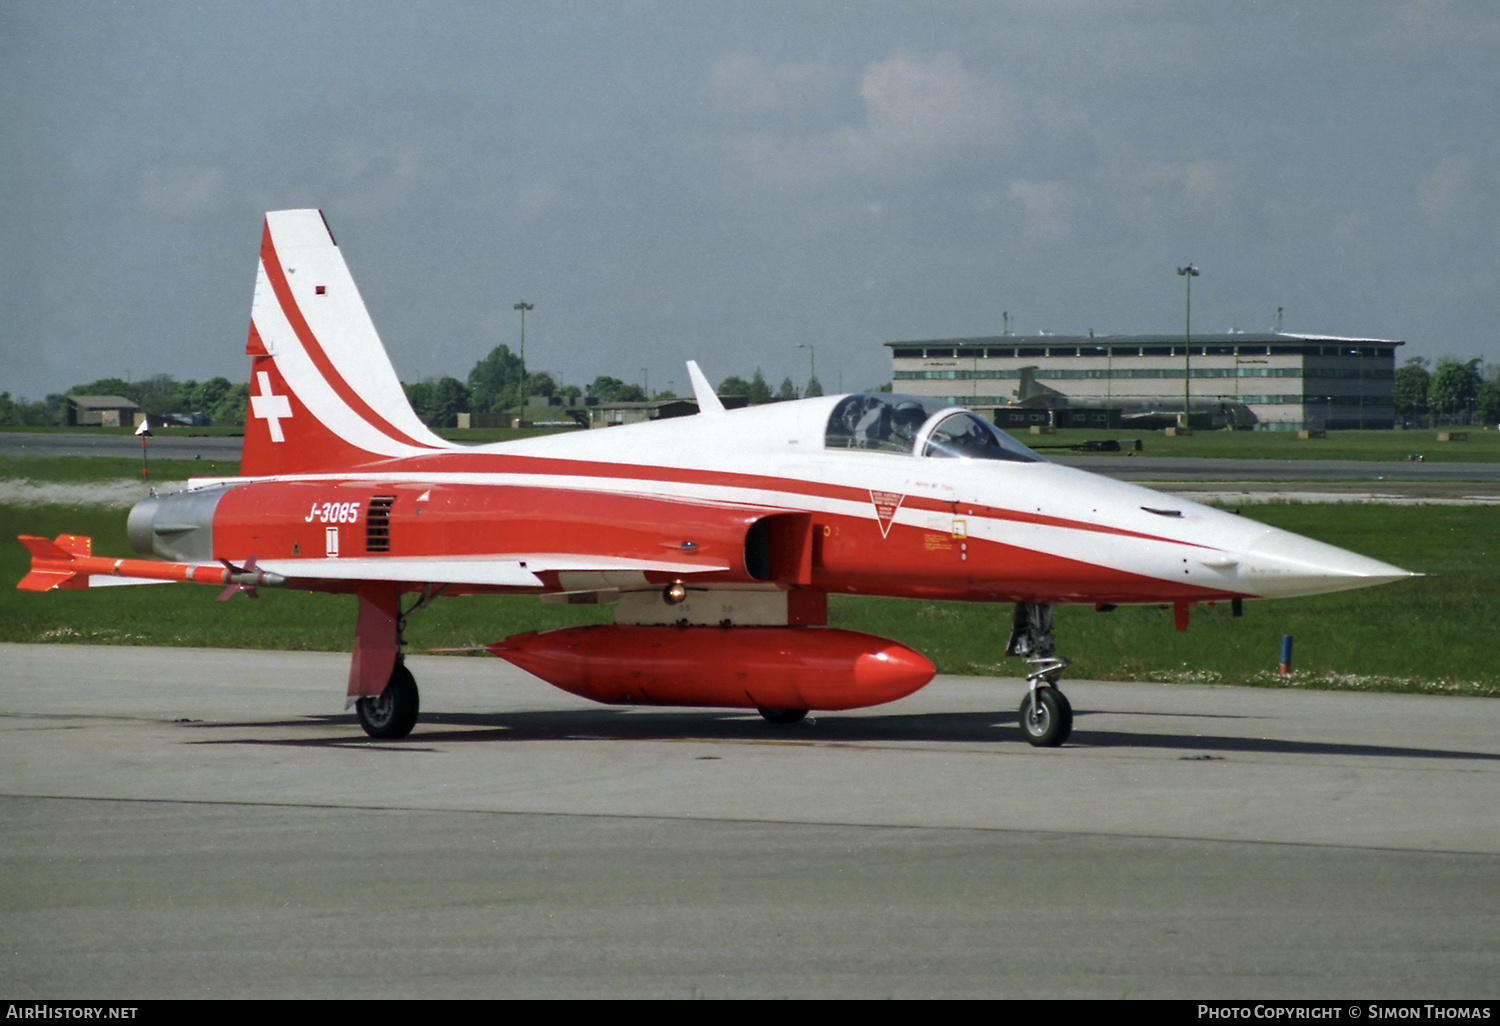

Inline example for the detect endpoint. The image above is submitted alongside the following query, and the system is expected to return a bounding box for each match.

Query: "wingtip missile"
[16,534,286,592]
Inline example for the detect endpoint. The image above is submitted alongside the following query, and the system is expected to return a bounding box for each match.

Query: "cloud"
[717,51,1027,191]
[1092,145,1242,235]
[514,181,560,222]
[859,51,1015,155]
[1416,155,1476,222]
[709,52,842,127]
[137,164,224,216]
[1005,179,1085,243]
[328,141,422,218]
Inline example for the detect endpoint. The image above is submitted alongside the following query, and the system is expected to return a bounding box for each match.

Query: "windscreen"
[825,394,1041,462]
[825,394,950,454]
[922,411,1041,462]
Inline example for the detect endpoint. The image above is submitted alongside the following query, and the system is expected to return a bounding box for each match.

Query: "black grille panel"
[365,496,396,553]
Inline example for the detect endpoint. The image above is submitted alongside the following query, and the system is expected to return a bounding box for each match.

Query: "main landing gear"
[1007,603,1073,747]
[356,659,420,740]
[351,584,448,741]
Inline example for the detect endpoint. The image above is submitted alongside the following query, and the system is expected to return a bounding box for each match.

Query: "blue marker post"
[1279,635,1294,675]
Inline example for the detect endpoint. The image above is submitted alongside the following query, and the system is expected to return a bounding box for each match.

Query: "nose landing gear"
[1007,603,1074,747]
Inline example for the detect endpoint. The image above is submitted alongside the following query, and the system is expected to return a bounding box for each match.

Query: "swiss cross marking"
[869,490,905,539]
[250,370,292,442]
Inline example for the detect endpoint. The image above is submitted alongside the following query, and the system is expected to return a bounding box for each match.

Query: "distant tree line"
[1394,357,1500,426]
[0,375,249,427]
[714,368,823,405]
[402,345,825,428]
[2,345,831,429]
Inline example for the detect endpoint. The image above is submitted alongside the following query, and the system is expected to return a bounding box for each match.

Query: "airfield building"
[887,332,1402,431]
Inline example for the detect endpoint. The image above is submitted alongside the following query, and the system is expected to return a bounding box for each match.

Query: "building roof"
[886,332,1403,348]
[66,395,141,409]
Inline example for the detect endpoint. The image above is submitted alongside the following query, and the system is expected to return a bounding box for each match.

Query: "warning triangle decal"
[869,490,905,539]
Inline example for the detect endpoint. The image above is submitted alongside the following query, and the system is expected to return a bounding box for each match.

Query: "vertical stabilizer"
[241,210,455,476]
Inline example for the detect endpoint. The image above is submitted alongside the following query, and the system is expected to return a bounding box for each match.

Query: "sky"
[3,1,1497,402]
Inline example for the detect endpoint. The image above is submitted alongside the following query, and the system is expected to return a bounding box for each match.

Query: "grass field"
[0,454,241,486]
[4,495,1495,697]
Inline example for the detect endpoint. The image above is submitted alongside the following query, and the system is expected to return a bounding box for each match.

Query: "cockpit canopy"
[825,394,1041,462]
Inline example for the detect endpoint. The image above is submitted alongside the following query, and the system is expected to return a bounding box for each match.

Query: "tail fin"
[241,210,455,476]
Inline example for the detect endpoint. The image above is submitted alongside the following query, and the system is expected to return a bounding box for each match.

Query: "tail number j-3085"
[304,501,362,524]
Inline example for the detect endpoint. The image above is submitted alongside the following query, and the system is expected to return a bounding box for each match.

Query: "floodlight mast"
[1176,264,1199,426]
[514,301,534,380]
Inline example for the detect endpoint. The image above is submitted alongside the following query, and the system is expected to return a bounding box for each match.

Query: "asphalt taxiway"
[3,643,1497,998]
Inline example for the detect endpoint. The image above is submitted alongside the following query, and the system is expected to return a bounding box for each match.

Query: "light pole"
[513,301,534,382]
[1176,264,1198,426]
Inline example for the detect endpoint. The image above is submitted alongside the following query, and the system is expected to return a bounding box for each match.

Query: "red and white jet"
[19,210,1413,746]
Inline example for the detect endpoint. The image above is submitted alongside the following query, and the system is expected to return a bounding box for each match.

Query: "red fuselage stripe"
[377,450,1205,550]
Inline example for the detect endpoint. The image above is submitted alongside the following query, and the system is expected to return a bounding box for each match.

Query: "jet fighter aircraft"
[18,210,1413,746]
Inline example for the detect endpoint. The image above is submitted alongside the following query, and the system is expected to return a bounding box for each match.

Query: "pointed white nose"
[1239,530,1416,599]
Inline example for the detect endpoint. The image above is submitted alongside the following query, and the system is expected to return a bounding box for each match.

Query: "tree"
[524,372,556,401]
[587,376,647,402]
[210,383,248,426]
[68,377,135,404]
[404,380,437,422]
[467,344,525,413]
[717,375,751,399]
[804,375,824,398]
[1392,358,1429,421]
[134,373,186,418]
[1477,380,1500,426]
[191,377,235,416]
[404,376,471,427]
[748,368,772,405]
[1428,358,1481,421]
[775,376,798,401]
[0,392,58,426]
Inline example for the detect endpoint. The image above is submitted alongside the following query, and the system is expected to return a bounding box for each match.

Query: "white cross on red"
[250,370,293,442]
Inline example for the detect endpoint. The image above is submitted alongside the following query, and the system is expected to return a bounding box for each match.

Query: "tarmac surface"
[0,431,242,461]
[3,644,1497,999]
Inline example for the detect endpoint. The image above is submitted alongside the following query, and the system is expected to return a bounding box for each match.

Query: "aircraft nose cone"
[1239,529,1416,599]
